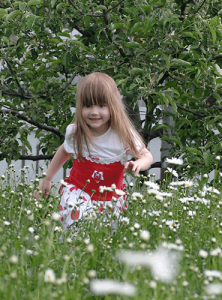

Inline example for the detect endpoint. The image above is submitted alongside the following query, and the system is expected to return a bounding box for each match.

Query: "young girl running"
[35,72,153,230]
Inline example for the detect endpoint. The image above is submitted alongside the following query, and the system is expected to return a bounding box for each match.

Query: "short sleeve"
[64,124,76,153]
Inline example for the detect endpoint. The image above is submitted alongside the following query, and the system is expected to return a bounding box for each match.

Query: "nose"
[90,106,99,115]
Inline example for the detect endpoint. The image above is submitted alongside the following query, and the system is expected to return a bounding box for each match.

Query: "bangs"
[81,79,108,107]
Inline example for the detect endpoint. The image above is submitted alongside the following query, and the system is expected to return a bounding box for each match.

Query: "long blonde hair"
[71,72,145,160]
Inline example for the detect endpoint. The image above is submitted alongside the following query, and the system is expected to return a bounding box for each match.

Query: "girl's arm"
[34,144,72,200]
[124,148,153,177]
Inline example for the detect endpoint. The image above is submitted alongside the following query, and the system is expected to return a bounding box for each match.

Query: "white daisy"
[165,157,183,165]
[144,181,160,190]
[90,279,136,296]
[44,268,56,283]
[167,167,178,178]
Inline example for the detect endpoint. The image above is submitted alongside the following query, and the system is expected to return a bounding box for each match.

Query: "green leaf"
[163,54,170,70]
[24,140,32,152]
[203,152,212,167]
[62,52,71,68]
[0,9,7,18]
[19,2,27,11]
[69,40,87,49]
[125,41,141,48]
[48,38,62,44]
[144,16,154,32]
[165,93,177,112]
[27,0,42,5]
[27,15,36,29]
[181,31,195,38]
[194,26,203,39]
[161,94,169,106]
[50,59,62,66]
[94,5,107,11]
[41,103,53,109]
[129,68,144,74]
[32,79,46,92]
[6,10,22,21]
[58,32,71,38]
[1,36,9,44]
[166,88,180,96]
[195,68,201,80]
[157,72,164,83]
[214,141,222,153]
[171,59,191,67]
[208,115,222,125]
[51,0,57,8]
[216,78,222,84]
[187,147,202,156]
[116,78,128,86]
[212,92,221,101]
[162,137,181,146]
[84,16,91,29]
[209,16,219,26]
[35,132,45,138]
[151,124,167,131]
[152,92,169,106]
[207,24,216,44]
[130,22,144,35]
[129,83,137,90]
[110,22,125,31]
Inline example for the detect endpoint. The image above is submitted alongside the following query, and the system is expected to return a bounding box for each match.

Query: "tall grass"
[0,165,222,299]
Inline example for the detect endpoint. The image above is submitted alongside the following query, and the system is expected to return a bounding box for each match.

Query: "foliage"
[0,165,222,299]
[1,0,222,175]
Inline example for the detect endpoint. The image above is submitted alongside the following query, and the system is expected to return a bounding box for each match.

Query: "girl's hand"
[124,160,143,177]
[33,178,51,201]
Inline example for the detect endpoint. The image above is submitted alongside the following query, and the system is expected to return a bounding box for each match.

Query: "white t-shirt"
[64,124,141,165]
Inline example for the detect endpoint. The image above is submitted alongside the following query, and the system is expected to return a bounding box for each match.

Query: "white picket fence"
[0,106,161,188]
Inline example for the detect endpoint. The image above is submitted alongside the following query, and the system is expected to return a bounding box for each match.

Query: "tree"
[1,0,222,178]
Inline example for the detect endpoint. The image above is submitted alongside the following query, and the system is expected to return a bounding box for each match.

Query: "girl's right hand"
[34,178,51,201]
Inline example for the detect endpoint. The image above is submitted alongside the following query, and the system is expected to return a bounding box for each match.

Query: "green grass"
[0,165,222,300]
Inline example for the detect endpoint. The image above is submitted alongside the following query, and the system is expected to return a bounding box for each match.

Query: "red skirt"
[64,158,125,201]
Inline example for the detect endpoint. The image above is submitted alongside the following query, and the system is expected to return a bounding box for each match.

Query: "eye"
[99,103,106,107]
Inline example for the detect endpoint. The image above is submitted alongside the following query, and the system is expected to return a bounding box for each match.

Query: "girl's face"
[82,104,111,136]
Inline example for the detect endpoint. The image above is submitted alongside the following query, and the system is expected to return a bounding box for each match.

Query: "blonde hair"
[71,72,145,160]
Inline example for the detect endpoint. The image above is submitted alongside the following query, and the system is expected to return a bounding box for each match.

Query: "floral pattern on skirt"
[59,184,127,230]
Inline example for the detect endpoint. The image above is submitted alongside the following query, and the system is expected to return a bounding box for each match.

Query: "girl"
[35,72,153,230]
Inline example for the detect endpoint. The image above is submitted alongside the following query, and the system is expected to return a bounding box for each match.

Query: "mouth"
[90,118,101,121]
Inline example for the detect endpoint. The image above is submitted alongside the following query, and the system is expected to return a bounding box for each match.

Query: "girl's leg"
[59,184,93,230]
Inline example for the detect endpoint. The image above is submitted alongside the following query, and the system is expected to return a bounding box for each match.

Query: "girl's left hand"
[124,160,142,177]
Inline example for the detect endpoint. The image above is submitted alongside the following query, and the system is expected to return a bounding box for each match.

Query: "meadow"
[0,161,222,300]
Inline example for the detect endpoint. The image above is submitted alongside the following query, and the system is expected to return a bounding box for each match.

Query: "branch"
[5,59,23,91]
[106,0,125,13]
[100,60,127,71]
[18,154,54,161]
[195,0,206,14]
[214,54,222,60]
[102,29,128,57]
[213,106,222,110]
[57,72,76,94]
[177,104,206,118]
[73,0,125,17]
[1,44,15,49]
[1,88,33,99]
[0,109,64,138]
[150,161,161,169]
[74,25,92,37]
[149,128,163,140]
[179,0,195,20]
